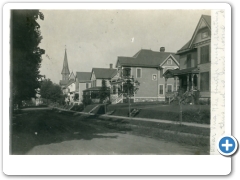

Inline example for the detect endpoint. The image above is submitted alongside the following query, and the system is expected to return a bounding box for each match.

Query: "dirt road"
[11,108,208,155]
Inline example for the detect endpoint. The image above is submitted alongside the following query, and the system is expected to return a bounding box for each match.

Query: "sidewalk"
[53,107,210,129]
[101,114,210,129]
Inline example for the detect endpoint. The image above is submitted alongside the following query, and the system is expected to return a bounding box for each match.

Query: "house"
[163,15,211,102]
[90,64,118,87]
[115,48,179,102]
[83,65,118,103]
[75,72,92,102]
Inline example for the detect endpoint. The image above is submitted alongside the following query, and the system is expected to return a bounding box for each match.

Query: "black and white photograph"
[10,9,212,155]
[2,2,234,176]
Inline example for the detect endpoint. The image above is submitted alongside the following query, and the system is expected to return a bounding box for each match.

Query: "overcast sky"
[37,10,211,83]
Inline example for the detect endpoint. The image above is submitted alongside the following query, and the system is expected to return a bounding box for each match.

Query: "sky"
[37,9,211,83]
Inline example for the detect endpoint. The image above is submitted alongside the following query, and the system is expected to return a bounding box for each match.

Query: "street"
[11,108,208,155]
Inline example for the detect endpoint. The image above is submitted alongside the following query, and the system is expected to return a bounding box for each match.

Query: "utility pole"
[128,87,131,117]
[179,101,182,125]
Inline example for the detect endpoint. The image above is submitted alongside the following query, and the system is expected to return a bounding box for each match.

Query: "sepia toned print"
[10,9,212,155]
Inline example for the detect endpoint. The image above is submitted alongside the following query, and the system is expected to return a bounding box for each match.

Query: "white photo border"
[3,3,231,175]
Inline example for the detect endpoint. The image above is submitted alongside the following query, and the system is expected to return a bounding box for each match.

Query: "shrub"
[82,94,92,106]
[71,104,84,112]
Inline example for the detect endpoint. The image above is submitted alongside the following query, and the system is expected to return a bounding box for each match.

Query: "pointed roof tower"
[61,49,70,75]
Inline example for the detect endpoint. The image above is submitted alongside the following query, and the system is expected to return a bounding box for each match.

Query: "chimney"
[160,47,165,52]
[110,63,113,69]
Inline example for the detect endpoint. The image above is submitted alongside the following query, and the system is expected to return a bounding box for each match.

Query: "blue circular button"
[218,135,238,156]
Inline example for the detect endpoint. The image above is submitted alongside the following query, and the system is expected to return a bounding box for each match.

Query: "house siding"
[79,82,91,101]
[75,78,79,92]
[130,67,175,102]
[68,83,75,93]
[178,40,211,98]
[179,50,198,70]
[94,79,111,87]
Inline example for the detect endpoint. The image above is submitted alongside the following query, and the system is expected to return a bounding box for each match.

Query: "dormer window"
[167,59,172,65]
[201,31,209,39]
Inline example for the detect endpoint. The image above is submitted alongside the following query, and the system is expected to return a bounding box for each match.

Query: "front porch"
[110,81,124,104]
[163,67,201,104]
[82,87,110,103]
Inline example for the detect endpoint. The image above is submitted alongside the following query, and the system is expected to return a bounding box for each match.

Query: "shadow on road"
[10,109,131,155]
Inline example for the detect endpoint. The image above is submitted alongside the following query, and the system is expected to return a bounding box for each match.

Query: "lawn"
[106,103,210,124]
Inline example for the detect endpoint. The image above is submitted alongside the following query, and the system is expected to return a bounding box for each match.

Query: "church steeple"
[61,48,70,80]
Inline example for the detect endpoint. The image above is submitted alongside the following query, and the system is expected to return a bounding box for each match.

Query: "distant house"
[116,48,179,102]
[75,72,92,102]
[83,64,118,103]
[90,64,118,87]
[164,15,211,102]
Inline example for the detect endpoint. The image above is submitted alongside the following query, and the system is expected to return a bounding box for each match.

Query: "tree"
[99,79,110,103]
[40,79,63,104]
[82,93,92,107]
[40,79,52,101]
[10,10,45,107]
[119,68,140,116]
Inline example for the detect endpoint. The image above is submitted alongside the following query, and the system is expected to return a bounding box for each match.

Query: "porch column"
[196,74,200,90]
[165,78,168,94]
[116,84,118,94]
[176,76,180,91]
[110,85,113,94]
[179,77,182,91]
[174,76,177,91]
[187,74,189,91]
[191,74,194,90]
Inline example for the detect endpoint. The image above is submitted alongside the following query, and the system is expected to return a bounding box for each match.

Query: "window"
[123,68,131,77]
[159,69,163,78]
[201,31,209,39]
[159,85,164,95]
[152,74,157,81]
[200,45,210,64]
[167,59,172,65]
[86,83,89,89]
[187,54,192,68]
[136,68,142,78]
[167,85,173,92]
[200,72,210,91]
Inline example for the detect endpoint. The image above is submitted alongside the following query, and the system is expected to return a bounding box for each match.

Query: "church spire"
[61,48,70,80]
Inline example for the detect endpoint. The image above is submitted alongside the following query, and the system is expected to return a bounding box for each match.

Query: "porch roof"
[163,67,199,78]
[83,86,110,92]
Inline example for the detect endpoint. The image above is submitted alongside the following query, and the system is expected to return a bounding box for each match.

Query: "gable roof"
[59,80,69,86]
[202,15,211,28]
[164,67,199,77]
[92,68,117,79]
[76,72,92,82]
[69,71,75,80]
[117,49,179,68]
[177,15,211,54]
[66,79,75,87]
